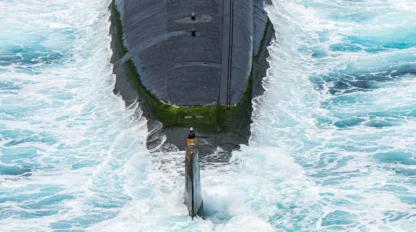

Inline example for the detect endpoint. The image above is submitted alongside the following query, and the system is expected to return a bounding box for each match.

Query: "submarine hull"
[110,0,275,154]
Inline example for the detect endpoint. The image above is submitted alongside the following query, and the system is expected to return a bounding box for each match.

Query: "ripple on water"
[373,151,416,166]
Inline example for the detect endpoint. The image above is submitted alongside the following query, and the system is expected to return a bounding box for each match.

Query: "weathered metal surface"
[111,0,275,153]
[253,0,269,56]
[115,0,258,106]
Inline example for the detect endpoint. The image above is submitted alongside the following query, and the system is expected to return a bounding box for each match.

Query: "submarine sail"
[184,138,203,218]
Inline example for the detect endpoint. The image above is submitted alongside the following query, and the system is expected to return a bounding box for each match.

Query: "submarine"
[109,0,274,218]
[109,0,275,154]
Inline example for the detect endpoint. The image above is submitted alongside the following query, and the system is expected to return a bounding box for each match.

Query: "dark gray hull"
[109,0,275,154]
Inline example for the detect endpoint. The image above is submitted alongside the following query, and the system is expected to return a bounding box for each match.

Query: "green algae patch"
[111,4,127,57]
[156,104,218,129]
[217,72,253,133]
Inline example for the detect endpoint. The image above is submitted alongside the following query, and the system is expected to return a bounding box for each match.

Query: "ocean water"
[0,0,415,231]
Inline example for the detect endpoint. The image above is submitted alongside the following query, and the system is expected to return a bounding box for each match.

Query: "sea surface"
[0,0,415,231]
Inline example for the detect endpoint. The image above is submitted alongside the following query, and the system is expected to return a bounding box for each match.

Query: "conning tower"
[184,138,203,218]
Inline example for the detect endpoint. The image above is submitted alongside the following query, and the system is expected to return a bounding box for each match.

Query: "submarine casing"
[110,0,275,152]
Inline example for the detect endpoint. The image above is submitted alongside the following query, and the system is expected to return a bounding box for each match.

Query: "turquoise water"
[0,0,415,231]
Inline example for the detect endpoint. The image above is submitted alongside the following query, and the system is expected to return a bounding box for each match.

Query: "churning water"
[0,0,415,231]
